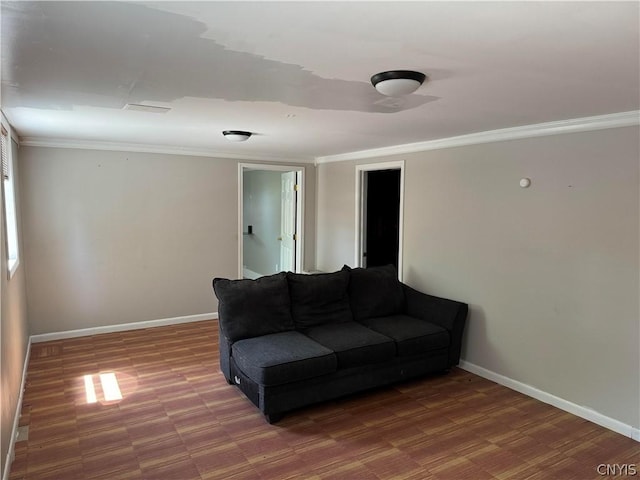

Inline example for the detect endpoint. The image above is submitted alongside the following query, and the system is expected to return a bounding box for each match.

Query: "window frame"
[1,118,20,279]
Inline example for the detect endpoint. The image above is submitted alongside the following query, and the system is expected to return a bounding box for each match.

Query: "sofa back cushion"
[213,272,294,342]
[287,270,353,328]
[346,264,405,321]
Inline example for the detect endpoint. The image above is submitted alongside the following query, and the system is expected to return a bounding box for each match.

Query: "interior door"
[239,164,304,279]
[280,171,297,272]
[364,169,401,270]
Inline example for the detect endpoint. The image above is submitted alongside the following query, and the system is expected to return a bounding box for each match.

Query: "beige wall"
[1,137,29,479]
[20,147,316,335]
[316,127,640,429]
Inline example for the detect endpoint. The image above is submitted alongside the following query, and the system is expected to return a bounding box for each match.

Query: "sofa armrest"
[402,284,468,367]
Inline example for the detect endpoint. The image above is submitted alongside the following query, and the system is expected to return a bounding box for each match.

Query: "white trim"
[295,170,305,273]
[2,118,21,281]
[3,338,31,480]
[459,360,640,442]
[355,161,405,281]
[18,112,639,166]
[7,258,19,280]
[238,163,305,279]
[316,110,640,164]
[30,313,216,343]
[19,137,315,164]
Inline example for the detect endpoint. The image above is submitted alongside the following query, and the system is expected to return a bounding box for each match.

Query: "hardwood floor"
[9,320,638,479]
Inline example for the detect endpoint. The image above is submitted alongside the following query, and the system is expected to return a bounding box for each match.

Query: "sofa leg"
[265,413,284,424]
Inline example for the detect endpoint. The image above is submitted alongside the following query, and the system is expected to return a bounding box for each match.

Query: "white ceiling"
[1,1,639,162]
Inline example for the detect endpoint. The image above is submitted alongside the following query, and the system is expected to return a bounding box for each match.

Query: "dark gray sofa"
[212,265,468,423]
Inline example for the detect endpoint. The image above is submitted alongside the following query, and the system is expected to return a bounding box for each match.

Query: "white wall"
[19,147,315,335]
[316,126,639,431]
[243,170,282,276]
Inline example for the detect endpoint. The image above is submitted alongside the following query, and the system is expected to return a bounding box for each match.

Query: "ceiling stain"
[1,1,438,114]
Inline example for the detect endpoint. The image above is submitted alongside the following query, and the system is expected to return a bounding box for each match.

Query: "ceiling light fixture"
[222,130,252,142]
[370,70,426,96]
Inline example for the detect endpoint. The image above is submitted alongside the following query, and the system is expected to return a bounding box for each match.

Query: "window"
[1,123,19,278]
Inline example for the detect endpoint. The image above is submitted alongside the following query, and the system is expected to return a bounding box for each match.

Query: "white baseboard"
[30,312,217,343]
[3,337,31,480]
[458,360,640,442]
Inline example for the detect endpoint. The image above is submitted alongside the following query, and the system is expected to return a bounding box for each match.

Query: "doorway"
[239,164,304,279]
[355,161,404,279]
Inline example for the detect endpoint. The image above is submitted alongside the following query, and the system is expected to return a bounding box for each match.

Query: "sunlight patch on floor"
[99,373,123,401]
[83,374,98,404]
[83,372,123,404]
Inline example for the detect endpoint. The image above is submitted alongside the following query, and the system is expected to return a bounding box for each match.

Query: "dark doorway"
[364,169,401,270]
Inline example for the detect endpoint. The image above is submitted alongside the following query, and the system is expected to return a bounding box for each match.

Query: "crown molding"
[19,137,315,164]
[315,110,640,165]
[17,110,640,166]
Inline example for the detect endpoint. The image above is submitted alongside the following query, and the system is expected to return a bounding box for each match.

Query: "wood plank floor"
[9,320,638,479]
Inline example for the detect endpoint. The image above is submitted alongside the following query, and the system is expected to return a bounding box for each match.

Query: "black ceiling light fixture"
[222,130,252,142]
[370,70,426,96]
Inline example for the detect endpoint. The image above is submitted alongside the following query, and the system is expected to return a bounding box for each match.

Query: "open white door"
[238,163,304,279]
[280,171,297,272]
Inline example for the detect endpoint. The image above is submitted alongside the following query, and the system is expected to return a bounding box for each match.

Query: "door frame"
[355,160,405,280]
[238,163,305,279]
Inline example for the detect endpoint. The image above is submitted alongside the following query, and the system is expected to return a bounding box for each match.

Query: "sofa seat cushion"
[303,322,396,369]
[359,315,450,357]
[232,331,337,386]
[213,273,294,342]
[287,270,353,328]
